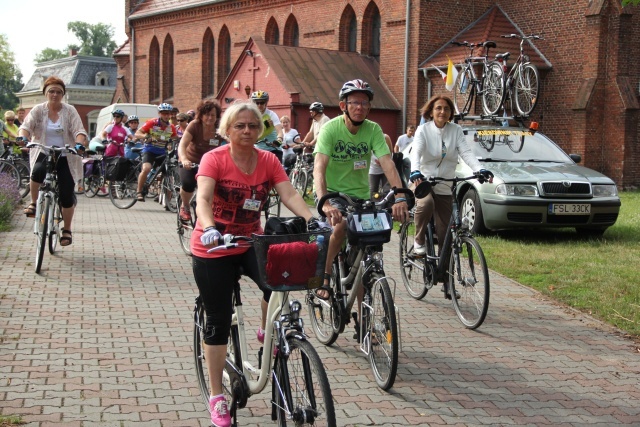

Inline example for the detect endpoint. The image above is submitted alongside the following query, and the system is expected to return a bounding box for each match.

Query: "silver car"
[455,125,620,235]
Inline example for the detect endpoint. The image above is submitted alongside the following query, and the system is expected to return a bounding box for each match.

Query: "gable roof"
[20,56,117,93]
[219,37,400,110]
[129,0,223,20]
[419,5,551,72]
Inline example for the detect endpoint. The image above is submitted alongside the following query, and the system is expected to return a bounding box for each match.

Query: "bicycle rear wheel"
[453,67,474,115]
[398,219,429,300]
[449,235,490,329]
[274,337,336,426]
[48,200,62,254]
[481,61,505,116]
[34,194,50,274]
[307,260,341,346]
[514,63,540,116]
[84,175,102,198]
[162,169,179,212]
[109,165,138,209]
[367,274,398,391]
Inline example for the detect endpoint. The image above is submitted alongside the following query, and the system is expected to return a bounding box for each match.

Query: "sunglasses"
[113,115,123,118]
[255,101,266,105]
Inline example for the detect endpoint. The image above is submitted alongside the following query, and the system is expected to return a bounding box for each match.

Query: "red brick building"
[113,0,639,187]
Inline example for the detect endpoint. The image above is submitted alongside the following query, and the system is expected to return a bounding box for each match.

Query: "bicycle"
[193,231,336,426]
[108,140,178,210]
[451,40,505,117]
[83,143,110,198]
[398,174,490,329]
[176,164,198,256]
[494,34,543,117]
[307,187,414,391]
[288,148,314,199]
[1,141,30,198]
[264,187,281,219]
[25,142,78,274]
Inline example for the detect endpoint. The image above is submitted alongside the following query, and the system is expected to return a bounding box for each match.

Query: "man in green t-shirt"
[313,79,408,304]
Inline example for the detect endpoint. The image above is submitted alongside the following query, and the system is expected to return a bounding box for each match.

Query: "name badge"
[209,138,219,147]
[160,135,166,141]
[243,198,261,211]
[354,160,367,170]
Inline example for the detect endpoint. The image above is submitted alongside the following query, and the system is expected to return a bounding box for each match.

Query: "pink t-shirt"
[190,145,289,258]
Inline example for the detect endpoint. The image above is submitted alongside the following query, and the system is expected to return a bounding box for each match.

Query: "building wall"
[120,0,640,186]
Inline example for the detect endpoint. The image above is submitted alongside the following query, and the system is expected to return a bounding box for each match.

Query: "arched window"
[149,37,160,103]
[218,26,231,93]
[283,15,299,47]
[266,17,280,45]
[362,2,381,60]
[339,5,357,52]
[202,29,215,98]
[162,35,174,100]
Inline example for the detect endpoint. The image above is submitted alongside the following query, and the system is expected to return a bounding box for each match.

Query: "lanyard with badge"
[242,189,261,212]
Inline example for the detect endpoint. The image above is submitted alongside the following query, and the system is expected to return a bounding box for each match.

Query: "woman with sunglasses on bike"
[190,100,320,427]
[100,109,130,157]
[409,95,492,298]
[18,76,87,246]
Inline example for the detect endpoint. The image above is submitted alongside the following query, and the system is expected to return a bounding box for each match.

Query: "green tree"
[0,34,22,111]
[66,22,117,57]
[34,47,68,64]
[622,0,639,5]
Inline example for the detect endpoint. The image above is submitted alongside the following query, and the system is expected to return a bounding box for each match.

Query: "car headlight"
[495,184,539,196]
[592,184,618,197]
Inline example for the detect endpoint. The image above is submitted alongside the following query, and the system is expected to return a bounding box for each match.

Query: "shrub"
[0,171,21,229]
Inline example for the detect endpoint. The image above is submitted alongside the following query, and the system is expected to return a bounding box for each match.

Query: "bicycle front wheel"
[48,200,62,254]
[274,337,336,427]
[481,61,505,116]
[109,165,138,209]
[0,160,20,191]
[449,235,490,329]
[162,169,179,213]
[176,195,194,256]
[398,220,428,300]
[514,63,540,116]
[293,169,309,198]
[453,67,474,115]
[367,274,398,391]
[34,194,50,274]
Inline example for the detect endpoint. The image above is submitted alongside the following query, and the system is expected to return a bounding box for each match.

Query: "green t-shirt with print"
[314,116,390,200]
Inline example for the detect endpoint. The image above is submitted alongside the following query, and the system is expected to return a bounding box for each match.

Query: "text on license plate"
[548,204,591,215]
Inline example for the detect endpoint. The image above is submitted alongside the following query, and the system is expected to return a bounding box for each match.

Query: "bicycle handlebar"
[206,234,254,253]
[501,34,544,40]
[26,142,79,156]
[316,187,415,218]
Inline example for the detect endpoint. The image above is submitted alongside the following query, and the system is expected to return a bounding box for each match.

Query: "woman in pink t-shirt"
[190,100,319,427]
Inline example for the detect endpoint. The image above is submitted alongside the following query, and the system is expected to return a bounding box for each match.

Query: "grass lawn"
[475,190,640,339]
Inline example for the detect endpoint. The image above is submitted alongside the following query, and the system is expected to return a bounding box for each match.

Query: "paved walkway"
[1,196,639,426]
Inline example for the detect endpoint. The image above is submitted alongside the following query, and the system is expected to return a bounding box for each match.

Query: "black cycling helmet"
[251,90,269,102]
[339,79,374,101]
[112,109,125,117]
[309,102,324,113]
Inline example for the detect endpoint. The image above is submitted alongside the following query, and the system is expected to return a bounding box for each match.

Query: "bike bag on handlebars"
[346,208,393,247]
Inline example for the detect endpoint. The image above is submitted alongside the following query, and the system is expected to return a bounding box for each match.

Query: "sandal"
[24,203,36,217]
[136,192,145,202]
[60,229,73,247]
[313,273,332,300]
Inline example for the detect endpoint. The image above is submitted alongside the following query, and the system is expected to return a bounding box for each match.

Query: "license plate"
[548,203,591,215]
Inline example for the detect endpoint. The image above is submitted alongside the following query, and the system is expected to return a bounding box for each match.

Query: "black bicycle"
[398,175,490,329]
[1,139,30,199]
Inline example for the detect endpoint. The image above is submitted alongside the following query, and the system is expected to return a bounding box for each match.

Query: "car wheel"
[461,189,487,235]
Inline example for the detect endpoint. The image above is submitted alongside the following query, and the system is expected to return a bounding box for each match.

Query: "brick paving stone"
[2,197,640,426]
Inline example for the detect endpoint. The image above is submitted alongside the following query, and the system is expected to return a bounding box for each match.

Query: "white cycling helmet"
[158,103,173,112]
[126,115,139,123]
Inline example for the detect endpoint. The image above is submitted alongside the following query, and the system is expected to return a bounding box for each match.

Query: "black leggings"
[192,250,272,345]
[31,154,76,208]
[178,166,197,192]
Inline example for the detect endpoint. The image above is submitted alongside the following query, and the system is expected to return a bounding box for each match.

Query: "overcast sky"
[2,0,128,81]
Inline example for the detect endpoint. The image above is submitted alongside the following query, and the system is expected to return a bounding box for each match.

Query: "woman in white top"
[19,76,88,246]
[280,115,301,170]
[410,95,490,297]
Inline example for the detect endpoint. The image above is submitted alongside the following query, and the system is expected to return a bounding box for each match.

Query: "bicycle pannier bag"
[104,157,130,181]
[346,209,393,246]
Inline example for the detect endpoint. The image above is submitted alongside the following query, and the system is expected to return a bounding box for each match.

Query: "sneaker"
[179,206,192,222]
[414,240,426,255]
[257,328,265,344]
[209,396,231,427]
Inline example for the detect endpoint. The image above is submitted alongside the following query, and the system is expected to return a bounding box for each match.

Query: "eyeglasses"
[255,101,266,105]
[434,106,451,112]
[346,100,371,108]
[47,90,64,95]
[232,122,261,131]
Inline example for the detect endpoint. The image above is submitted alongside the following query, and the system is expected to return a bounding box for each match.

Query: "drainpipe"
[130,25,135,103]
[402,0,411,130]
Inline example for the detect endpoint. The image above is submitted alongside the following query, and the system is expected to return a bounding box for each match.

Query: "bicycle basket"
[346,209,393,246]
[104,156,131,181]
[253,230,331,292]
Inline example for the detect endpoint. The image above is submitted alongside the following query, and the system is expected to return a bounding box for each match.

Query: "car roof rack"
[453,114,531,127]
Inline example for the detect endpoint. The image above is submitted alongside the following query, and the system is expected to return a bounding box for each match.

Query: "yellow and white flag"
[445,57,458,91]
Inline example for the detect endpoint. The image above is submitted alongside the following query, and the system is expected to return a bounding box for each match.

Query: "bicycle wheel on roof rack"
[514,63,540,116]
[453,67,475,116]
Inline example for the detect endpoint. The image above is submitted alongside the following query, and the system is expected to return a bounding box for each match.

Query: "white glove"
[200,227,222,246]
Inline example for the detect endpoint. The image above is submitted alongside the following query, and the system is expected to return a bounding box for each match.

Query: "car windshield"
[465,128,571,163]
